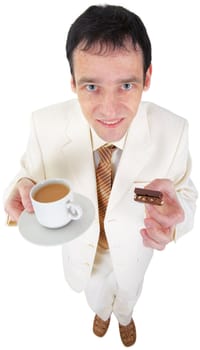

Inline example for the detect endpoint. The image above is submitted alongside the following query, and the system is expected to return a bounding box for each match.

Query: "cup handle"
[66,202,82,220]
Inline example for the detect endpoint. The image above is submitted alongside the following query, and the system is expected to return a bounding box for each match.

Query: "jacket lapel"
[108,103,153,211]
[58,107,98,212]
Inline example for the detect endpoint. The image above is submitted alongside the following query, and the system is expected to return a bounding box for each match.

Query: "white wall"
[0,1,199,349]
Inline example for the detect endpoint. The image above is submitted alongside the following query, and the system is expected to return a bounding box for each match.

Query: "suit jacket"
[9,99,197,295]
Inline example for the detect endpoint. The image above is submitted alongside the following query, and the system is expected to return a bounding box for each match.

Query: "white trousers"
[84,246,141,326]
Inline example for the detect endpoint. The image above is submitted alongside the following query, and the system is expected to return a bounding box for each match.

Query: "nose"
[100,91,119,118]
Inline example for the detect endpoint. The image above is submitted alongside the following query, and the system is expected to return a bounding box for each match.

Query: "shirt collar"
[90,128,127,151]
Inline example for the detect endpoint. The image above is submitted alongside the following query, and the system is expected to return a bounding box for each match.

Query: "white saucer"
[18,193,95,246]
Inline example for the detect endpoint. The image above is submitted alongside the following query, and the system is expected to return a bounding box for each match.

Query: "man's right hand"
[4,178,35,224]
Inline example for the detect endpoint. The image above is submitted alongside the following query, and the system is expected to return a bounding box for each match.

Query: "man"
[4,5,197,347]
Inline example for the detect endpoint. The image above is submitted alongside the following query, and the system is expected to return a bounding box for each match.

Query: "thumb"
[18,179,35,213]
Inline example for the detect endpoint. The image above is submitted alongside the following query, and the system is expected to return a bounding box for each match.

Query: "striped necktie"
[96,144,115,249]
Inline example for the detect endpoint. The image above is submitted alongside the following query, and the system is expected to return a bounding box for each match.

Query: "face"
[71,42,152,142]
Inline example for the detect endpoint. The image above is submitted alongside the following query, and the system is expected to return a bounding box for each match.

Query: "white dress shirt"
[90,128,127,178]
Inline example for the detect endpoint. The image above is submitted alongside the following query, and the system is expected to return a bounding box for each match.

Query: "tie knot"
[98,144,115,164]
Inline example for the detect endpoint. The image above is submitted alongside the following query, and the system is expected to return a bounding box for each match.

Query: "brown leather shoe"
[119,319,136,347]
[93,315,110,337]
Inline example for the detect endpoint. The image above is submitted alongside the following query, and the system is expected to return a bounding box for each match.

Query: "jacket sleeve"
[168,120,198,240]
[4,115,46,200]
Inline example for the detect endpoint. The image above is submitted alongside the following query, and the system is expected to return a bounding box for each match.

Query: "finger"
[18,182,34,212]
[144,218,172,244]
[140,229,166,251]
[145,203,183,228]
[5,201,24,223]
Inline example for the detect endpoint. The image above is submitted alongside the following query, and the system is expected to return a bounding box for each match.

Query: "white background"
[0,0,199,349]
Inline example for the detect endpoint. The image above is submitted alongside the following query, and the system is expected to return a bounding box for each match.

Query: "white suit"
[9,99,197,306]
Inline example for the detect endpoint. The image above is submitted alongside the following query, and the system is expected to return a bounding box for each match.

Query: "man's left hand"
[140,179,185,250]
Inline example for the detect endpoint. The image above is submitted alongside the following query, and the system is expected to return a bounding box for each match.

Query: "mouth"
[97,118,124,128]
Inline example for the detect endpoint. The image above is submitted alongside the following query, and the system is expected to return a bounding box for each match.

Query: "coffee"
[33,183,70,203]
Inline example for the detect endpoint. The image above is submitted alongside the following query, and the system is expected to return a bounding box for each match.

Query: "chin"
[100,132,124,143]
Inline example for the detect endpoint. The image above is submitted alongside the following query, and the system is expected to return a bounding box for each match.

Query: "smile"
[97,118,123,127]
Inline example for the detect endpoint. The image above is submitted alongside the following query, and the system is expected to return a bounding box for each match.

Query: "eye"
[86,84,97,92]
[122,83,133,91]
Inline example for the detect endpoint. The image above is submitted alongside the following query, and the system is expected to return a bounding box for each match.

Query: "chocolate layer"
[134,187,164,206]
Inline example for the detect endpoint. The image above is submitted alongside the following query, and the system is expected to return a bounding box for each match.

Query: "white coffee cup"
[30,178,82,228]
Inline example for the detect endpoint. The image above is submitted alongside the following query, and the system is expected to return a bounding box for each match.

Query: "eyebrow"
[116,77,142,84]
[77,77,100,86]
[77,76,142,86]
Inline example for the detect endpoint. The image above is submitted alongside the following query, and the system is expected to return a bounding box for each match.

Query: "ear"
[144,64,152,91]
[70,76,76,93]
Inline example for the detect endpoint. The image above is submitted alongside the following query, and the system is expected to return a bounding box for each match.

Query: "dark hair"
[66,5,152,78]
